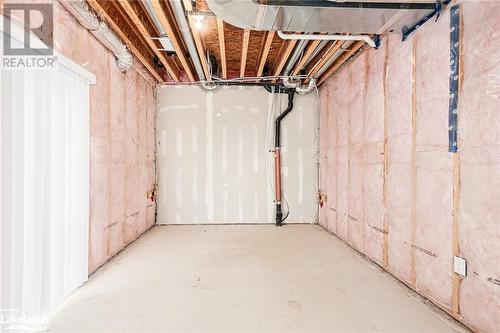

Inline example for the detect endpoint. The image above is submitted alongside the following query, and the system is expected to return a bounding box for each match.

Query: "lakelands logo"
[2,3,56,69]
[0,309,48,332]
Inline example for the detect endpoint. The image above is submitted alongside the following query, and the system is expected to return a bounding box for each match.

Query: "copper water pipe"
[274,148,282,203]
[274,90,295,226]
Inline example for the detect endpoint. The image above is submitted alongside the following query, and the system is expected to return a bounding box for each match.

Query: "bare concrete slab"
[46,225,468,332]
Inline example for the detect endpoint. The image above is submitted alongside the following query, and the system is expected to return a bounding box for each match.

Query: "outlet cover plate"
[454,256,467,277]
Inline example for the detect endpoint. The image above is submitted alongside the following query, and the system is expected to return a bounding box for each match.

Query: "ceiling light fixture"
[194,14,203,30]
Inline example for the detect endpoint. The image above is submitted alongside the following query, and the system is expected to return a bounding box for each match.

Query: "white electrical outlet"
[454,256,467,277]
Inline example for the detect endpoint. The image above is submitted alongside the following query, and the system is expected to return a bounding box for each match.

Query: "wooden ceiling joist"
[291,39,322,76]
[150,0,195,81]
[117,0,179,82]
[182,0,211,80]
[216,17,227,79]
[86,0,163,82]
[273,39,298,77]
[305,40,344,83]
[188,17,211,80]
[256,31,275,77]
[240,29,250,78]
[318,41,365,85]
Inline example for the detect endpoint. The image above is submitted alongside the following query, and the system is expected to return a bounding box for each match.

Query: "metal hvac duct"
[303,40,328,68]
[170,0,206,81]
[59,0,133,72]
[280,40,307,89]
[206,0,438,36]
[283,40,308,75]
[295,79,316,95]
[314,41,354,79]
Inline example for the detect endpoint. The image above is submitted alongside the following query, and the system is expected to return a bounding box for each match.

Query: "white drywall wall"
[156,85,318,224]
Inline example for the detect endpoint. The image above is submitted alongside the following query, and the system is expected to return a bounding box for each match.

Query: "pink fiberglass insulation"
[385,34,414,285]
[52,2,157,273]
[124,69,140,244]
[458,2,500,332]
[414,13,453,309]
[319,1,500,332]
[348,55,366,253]
[362,44,386,265]
[334,68,351,242]
[146,84,157,229]
[318,83,330,228]
[137,77,148,234]
[87,27,112,272]
[325,79,338,233]
[108,60,127,257]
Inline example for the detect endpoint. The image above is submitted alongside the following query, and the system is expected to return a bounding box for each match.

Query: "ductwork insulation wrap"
[282,77,301,89]
[59,0,133,72]
[295,78,317,95]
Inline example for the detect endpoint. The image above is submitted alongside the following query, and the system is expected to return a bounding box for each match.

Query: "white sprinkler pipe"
[277,31,377,48]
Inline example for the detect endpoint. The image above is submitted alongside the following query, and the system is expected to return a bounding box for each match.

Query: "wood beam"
[273,39,298,76]
[256,31,275,77]
[240,29,250,78]
[216,17,227,79]
[318,41,365,86]
[182,0,210,80]
[305,41,343,83]
[117,0,179,81]
[187,16,210,80]
[86,0,163,82]
[291,39,322,76]
[181,0,193,12]
[150,0,195,81]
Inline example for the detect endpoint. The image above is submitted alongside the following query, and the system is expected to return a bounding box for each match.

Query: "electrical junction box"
[454,256,467,277]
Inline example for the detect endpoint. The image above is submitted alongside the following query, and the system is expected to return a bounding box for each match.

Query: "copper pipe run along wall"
[274,148,282,203]
[274,90,295,226]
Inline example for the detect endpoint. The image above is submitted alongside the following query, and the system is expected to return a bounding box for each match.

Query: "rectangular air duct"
[207,0,440,36]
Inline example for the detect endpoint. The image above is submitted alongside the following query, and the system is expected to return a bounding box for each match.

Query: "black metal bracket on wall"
[374,35,381,49]
[402,0,451,41]
[449,4,460,153]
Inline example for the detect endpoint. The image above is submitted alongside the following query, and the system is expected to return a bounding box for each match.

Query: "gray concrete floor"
[47,225,467,332]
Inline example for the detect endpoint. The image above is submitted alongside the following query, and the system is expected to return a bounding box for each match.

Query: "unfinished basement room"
[1,0,499,332]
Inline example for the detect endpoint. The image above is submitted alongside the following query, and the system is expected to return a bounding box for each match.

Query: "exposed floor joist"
[85,0,368,84]
[150,0,195,81]
[216,17,227,79]
[318,41,365,85]
[292,39,322,76]
[306,41,344,83]
[240,29,250,78]
[117,0,180,82]
[273,39,298,76]
[86,0,163,82]
[256,31,275,77]
[182,0,210,80]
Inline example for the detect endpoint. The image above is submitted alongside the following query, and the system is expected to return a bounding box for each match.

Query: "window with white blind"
[1,16,95,326]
